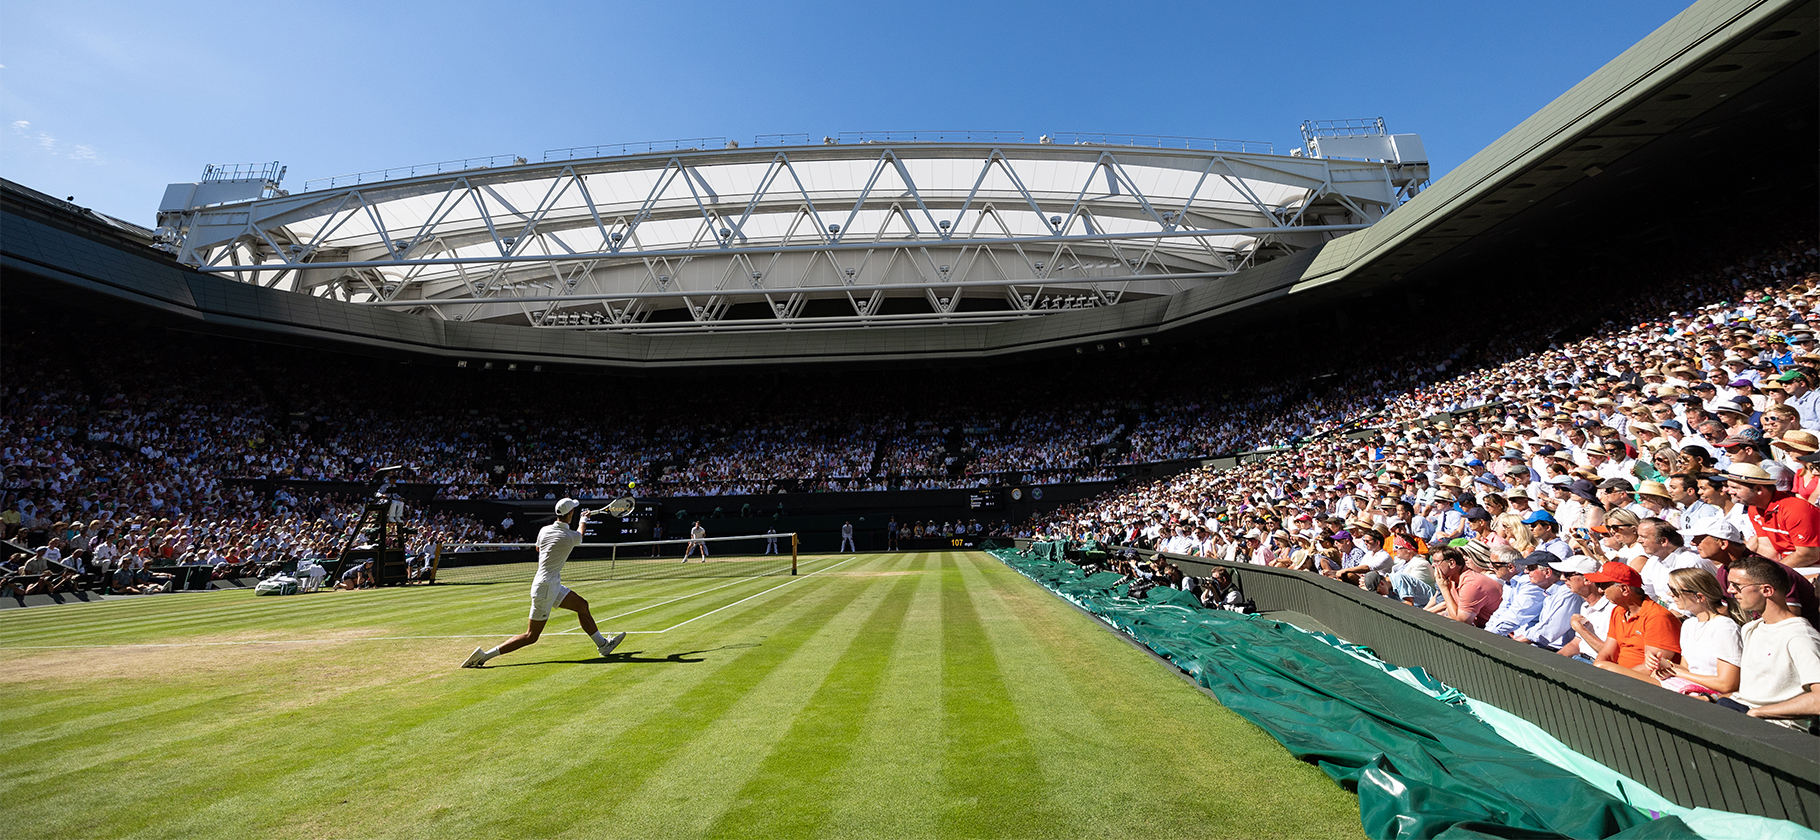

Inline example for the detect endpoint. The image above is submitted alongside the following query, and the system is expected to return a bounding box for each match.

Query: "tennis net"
[430,532,798,585]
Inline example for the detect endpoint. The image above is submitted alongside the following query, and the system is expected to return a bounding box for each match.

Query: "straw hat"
[1772,430,1820,454]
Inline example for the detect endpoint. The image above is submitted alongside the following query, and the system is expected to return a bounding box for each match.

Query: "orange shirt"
[1607,600,1682,669]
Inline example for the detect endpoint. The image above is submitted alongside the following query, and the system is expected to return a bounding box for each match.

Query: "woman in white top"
[1648,567,1743,696]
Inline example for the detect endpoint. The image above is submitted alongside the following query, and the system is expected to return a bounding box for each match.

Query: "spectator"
[1431,545,1501,627]
[1649,567,1742,696]
[1485,551,1553,637]
[1632,519,1719,607]
[1589,562,1683,683]
[1726,463,1820,569]
[1723,557,1820,730]
[1510,554,1588,651]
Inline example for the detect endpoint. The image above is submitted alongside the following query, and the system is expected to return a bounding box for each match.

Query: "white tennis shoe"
[597,632,627,658]
[461,647,486,668]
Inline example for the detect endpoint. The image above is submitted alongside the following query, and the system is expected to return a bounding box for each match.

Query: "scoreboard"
[583,502,658,542]
[968,489,1001,510]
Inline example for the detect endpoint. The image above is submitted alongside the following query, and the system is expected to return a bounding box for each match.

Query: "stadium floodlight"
[1050,216,1062,227]
[719,228,732,239]
[827,224,840,234]
[938,220,951,230]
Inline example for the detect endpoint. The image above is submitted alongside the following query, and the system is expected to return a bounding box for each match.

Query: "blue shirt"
[1484,579,1546,636]
[1513,582,1586,651]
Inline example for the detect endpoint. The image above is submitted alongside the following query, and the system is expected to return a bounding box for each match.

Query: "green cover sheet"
[994,545,1697,839]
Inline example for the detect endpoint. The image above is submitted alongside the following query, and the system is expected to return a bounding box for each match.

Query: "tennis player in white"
[681,520,709,562]
[462,498,624,667]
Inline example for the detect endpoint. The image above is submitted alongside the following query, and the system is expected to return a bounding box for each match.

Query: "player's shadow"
[490,643,759,667]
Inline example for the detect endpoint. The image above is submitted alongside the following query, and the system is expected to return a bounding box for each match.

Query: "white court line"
[553,554,852,633]
[650,555,862,633]
[0,554,866,651]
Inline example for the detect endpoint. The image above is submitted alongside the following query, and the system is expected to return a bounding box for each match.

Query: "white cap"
[1683,518,1744,544]
[1547,555,1601,575]
[555,498,580,516]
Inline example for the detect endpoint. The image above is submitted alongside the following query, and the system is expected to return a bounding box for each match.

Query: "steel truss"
[162,142,1426,333]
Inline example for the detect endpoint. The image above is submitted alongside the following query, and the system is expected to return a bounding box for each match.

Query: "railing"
[294,130,1289,193]
[837,129,1026,144]
[1300,117,1388,138]
[542,138,727,162]
[1046,133,1274,155]
[753,133,816,147]
[303,155,524,191]
[202,162,284,183]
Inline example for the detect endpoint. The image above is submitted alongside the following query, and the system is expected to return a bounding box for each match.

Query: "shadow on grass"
[487,642,760,667]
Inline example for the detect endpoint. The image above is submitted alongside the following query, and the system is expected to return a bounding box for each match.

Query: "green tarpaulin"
[993,545,1698,840]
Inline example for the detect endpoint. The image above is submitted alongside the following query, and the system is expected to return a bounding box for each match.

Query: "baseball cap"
[1597,477,1635,492]
[1682,518,1744,544]
[555,498,581,515]
[1516,550,1557,568]
[1520,510,1558,526]
[1548,555,1601,575]
[1586,561,1644,588]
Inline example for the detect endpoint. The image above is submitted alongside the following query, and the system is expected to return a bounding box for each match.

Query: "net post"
[611,543,618,581]
[791,533,799,576]
[429,543,444,584]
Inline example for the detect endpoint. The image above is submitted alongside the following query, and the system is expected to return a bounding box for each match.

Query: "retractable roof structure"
[155,132,1428,334]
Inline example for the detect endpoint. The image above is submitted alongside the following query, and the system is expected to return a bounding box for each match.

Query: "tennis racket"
[585,496,636,517]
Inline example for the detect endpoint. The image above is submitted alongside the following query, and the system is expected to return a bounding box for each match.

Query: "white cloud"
[8,119,103,163]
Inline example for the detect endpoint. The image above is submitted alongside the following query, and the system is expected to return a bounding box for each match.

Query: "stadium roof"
[4,0,1814,369]
[156,135,1424,334]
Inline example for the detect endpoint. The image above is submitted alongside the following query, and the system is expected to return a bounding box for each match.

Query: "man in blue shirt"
[1483,550,1551,636]
[1524,510,1572,559]
[1510,555,1594,650]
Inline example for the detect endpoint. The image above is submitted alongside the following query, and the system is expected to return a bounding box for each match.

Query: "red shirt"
[1747,492,1820,556]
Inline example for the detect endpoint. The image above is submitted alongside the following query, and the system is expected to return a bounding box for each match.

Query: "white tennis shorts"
[529,579,573,621]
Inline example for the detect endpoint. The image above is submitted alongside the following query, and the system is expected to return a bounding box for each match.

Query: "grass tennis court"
[0,551,1362,839]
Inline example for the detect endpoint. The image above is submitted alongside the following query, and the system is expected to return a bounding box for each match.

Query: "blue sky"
[1,0,1689,226]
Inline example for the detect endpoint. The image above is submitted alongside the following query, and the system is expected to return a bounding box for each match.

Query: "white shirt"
[533,519,583,585]
[1638,548,1719,607]
[1578,596,1620,642]
[1679,614,1743,678]
[1734,616,1820,716]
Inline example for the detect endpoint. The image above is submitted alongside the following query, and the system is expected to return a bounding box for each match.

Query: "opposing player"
[681,520,709,562]
[462,498,624,667]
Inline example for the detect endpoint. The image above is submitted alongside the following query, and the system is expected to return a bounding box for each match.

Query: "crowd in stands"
[1027,233,1820,731]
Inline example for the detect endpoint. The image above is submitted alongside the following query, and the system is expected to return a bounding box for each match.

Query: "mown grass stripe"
[939,552,1067,838]
[698,554,926,838]
[451,566,881,838]
[0,552,1367,839]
